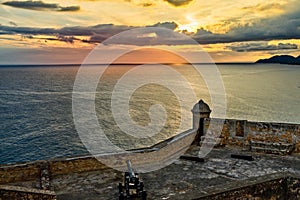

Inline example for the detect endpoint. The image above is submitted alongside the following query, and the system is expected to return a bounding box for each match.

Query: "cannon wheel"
[119,192,125,200]
[118,183,123,193]
[142,190,147,200]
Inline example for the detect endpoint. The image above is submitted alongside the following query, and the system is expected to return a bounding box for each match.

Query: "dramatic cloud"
[55,36,76,44]
[147,22,178,30]
[0,24,129,37]
[99,27,195,46]
[228,42,298,52]
[58,6,80,12]
[87,24,133,43]
[2,0,80,12]
[163,0,193,7]
[242,3,284,12]
[192,6,300,44]
[1,5,300,47]
[9,21,17,26]
[0,22,179,44]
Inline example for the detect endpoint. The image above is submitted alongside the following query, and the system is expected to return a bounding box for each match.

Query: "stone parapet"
[203,118,300,154]
[0,185,56,200]
[0,156,108,186]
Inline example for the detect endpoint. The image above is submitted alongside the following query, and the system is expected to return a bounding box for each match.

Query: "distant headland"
[256,55,300,65]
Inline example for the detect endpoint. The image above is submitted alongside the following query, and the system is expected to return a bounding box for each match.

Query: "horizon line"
[0,62,256,67]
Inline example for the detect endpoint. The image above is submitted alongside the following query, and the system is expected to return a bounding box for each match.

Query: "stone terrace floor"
[53,146,300,200]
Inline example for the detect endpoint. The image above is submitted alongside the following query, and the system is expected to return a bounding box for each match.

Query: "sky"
[0,0,299,64]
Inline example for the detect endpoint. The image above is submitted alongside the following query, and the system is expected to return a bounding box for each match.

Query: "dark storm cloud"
[2,0,80,12]
[9,34,77,44]
[100,27,195,46]
[228,42,298,52]
[87,24,133,43]
[0,23,134,43]
[0,22,179,44]
[147,22,178,30]
[56,35,76,43]
[0,25,60,35]
[9,21,17,26]
[192,8,300,44]
[58,6,80,12]
[38,35,77,43]
[0,24,131,37]
[88,23,183,45]
[163,0,193,7]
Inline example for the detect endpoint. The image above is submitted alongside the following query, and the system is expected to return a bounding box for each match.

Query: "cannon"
[118,160,147,200]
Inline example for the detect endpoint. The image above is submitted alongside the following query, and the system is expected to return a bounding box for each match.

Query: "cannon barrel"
[126,160,135,178]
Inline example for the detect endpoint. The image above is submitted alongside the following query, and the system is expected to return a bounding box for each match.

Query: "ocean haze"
[0,64,299,164]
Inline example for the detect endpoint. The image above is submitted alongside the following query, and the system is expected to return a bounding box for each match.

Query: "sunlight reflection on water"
[0,64,299,164]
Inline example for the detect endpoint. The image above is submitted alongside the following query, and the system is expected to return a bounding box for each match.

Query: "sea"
[0,64,299,164]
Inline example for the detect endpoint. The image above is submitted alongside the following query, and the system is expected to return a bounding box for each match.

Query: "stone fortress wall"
[1,99,300,199]
[0,185,56,200]
[0,156,108,199]
[203,118,300,153]
[0,156,108,185]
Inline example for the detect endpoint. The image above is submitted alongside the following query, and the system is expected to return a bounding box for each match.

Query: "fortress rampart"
[1,100,299,199]
[203,118,300,153]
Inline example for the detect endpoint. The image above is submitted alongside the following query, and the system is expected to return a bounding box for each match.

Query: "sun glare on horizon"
[176,15,199,33]
[112,48,189,64]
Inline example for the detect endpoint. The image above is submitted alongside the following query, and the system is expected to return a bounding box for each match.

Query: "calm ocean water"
[0,64,299,164]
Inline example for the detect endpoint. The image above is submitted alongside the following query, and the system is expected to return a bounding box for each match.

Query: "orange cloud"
[112,48,189,64]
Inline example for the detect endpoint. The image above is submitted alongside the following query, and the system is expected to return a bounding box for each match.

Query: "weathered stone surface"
[0,162,41,185]
[0,185,56,200]
[49,156,108,176]
[0,146,300,199]
[0,156,109,187]
[48,147,300,199]
[203,118,300,154]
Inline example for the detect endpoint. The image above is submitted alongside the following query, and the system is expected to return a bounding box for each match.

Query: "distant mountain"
[256,55,300,65]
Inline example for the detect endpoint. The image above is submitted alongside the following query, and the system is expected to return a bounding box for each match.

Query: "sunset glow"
[177,15,199,33]
[0,0,299,64]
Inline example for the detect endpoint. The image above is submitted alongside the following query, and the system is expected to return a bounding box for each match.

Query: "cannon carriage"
[118,160,147,200]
